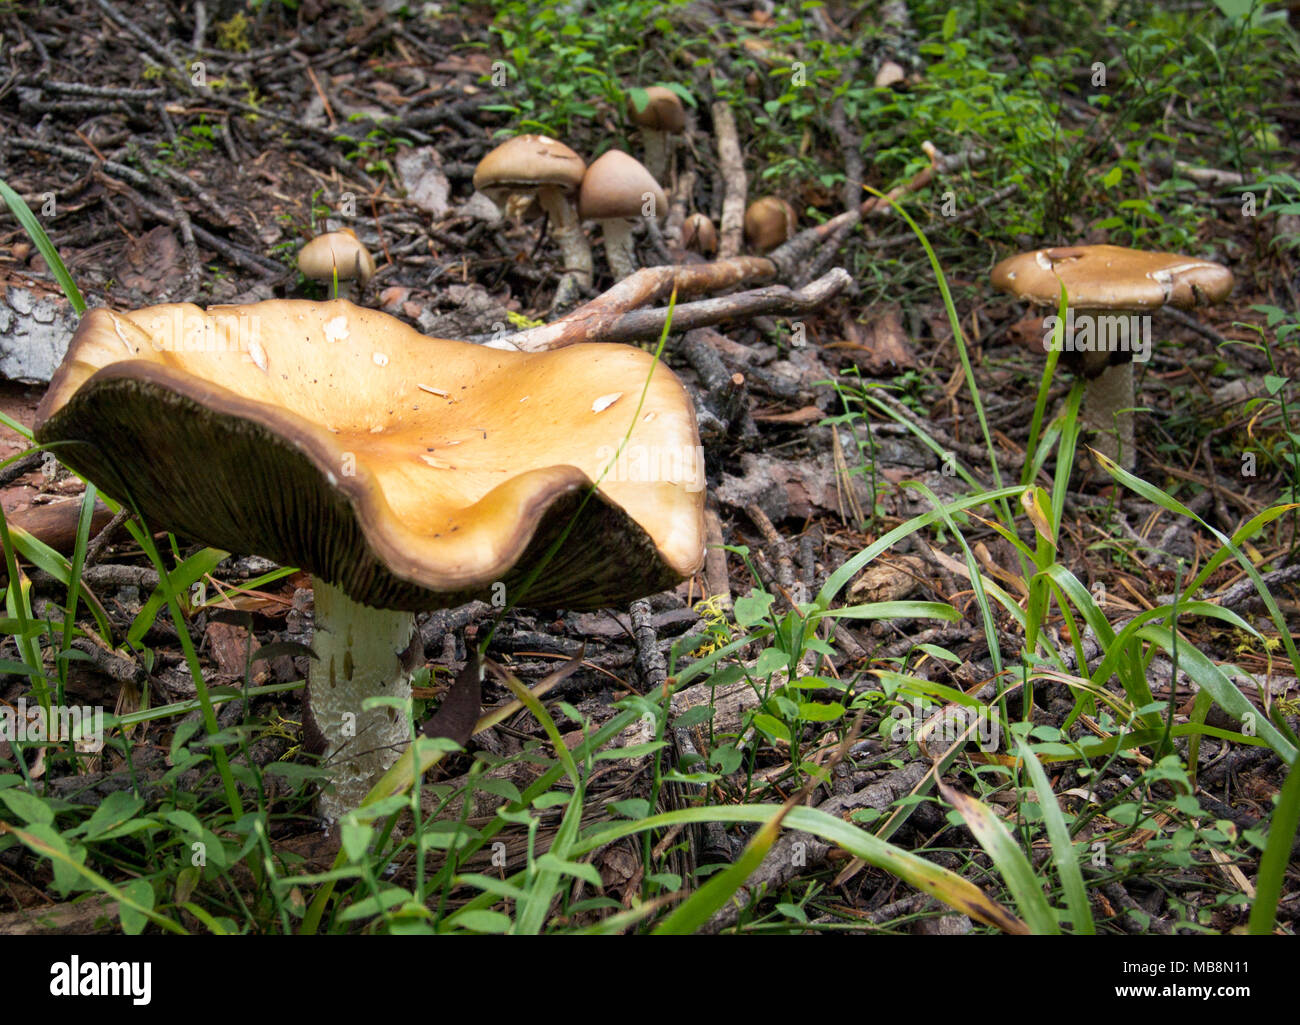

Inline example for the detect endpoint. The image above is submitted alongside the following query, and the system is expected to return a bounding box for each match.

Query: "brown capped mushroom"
[681,213,718,256]
[744,197,796,253]
[628,85,686,183]
[992,244,1234,468]
[35,299,705,816]
[298,228,376,296]
[579,151,668,280]
[474,134,592,304]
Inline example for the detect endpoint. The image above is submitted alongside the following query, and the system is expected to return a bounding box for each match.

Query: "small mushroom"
[36,299,706,817]
[578,151,668,281]
[627,86,686,184]
[744,197,797,253]
[298,228,376,298]
[474,134,592,303]
[874,61,906,89]
[681,213,718,256]
[992,244,1234,468]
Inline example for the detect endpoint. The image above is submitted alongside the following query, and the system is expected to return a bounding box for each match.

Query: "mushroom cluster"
[472,133,668,289]
[35,299,706,817]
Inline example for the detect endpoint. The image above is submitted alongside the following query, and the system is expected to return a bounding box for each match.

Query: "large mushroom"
[627,86,686,184]
[35,299,706,818]
[992,244,1233,468]
[473,135,592,305]
[578,150,667,281]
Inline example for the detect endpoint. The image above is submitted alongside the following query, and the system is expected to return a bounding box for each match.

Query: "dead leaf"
[848,555,927,603]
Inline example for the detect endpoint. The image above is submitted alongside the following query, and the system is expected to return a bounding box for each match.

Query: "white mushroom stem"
[309,576,416,820]
[538,185,592,294]
[600,219,639,280]
[642,130,669,184]
[1084,360,1136,469]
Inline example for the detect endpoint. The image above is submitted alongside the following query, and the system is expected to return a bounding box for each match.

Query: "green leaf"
[534,853,602,887]
[0,787,54,826]
[733,590,775,628]
[798,701,845,723]
[608,798,651,819]
[673,705,715,729]
[77,791,147,841]
[752,714,791,743]
[118,878,155,935]
[449,909,512,933]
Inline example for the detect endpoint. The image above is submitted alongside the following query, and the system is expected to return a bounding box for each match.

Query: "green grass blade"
[0,177,86,313]
[1248,752,1300,934]
[1015,742,1095,934]
[938,780,1059,934]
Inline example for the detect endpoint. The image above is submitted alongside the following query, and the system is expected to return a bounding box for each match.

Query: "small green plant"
[156,116,217,166]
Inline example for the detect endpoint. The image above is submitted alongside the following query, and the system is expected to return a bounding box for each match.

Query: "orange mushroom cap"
[991,245,1234,311]
[35,300,706,611]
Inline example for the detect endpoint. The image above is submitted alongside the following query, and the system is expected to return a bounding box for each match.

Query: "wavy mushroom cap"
[35,300,706,611]
[991,244,1234,311]
[628,86,686,133]
[298,229,376,285]
[578,150,667,221]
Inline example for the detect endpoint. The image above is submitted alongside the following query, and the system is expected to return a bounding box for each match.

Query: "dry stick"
[703,506,732,611]
[630,598,668,693]
[7,138,281,276]
[8,137,152,188]
[745,503,798,594]
[94,0,179,68]
[829,76,865,212]
[664,118,698,245]
[500,268,850,351]
[576,271,851,347]
[497,257,774,350]
[191,0,207,50]
[22,81,165,100]
[712,102,747,259]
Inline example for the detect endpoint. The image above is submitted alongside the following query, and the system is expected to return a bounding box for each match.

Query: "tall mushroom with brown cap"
[628,86,686,183]
[298,228,376,298]
[992,244,1234,468]
[579,150,668,281]
[35,299,706,818]
[473,134,592,304]
[744,197,797,253]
